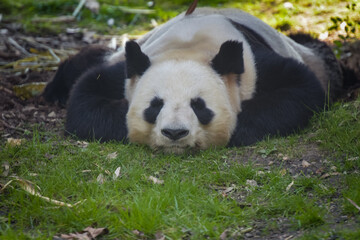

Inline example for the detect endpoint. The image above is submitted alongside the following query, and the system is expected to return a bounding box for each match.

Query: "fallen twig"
[346,198,360,211]
[32,16,76,23]
[7,37,33,57]
[0,119,27,133]
[1,177,86,208]
[73,0,87,17]
[106,5,155,14]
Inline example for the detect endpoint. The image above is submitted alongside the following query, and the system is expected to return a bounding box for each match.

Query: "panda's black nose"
[161,128,189,141]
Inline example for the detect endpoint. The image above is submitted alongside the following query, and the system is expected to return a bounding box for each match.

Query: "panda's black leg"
[43,45,113,106]
[65,61,128,142]
[228,54,326,147]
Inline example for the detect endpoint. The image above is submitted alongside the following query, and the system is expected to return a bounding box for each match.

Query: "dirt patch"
[0,29,99,142]
[0,70,66,141]
[228,142,337,177]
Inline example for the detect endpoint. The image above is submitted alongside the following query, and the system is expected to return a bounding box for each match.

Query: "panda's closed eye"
[144,97,164,124]
[190,97,214,125]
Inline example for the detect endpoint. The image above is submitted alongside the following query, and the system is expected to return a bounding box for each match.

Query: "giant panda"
[43,7,348,154]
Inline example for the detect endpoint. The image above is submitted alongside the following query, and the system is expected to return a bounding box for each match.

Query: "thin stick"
[7,37,33,57]
[185,0,198,15]
[346,198,360,211]
[0,119,27,133]
[73,0,87,17]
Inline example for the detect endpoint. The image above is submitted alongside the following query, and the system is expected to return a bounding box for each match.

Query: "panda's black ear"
[125,41,150,78]
[211,40,244,75]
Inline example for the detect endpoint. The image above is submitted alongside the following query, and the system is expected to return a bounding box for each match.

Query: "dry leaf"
[59,232,90,240]
[55,227,108,240]
[220,229,230,240]
[155,231,165,240]
[280,169,287,176]
[75,141,89,148]
[13,82,46,99]
[47,111,56,117]
[133,229,145,237]
[83,227,109,238]
[148,176,164,185]
[6,138,24,147]
[93,163,111,175]
[221,186,235,197]
[246,180,258,187]
[286,181,294,192]
[106,152,118,160]
[347,157,359,161]
[223,186,235,194]
[97,173,105,184]
[85,0,100,14]
[302,160,311,168]
[320,172,341,179]
[113,167,121,180]
[2,161,10,177]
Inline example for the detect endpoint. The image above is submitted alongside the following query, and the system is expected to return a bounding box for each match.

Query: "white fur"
[126,60,237,153]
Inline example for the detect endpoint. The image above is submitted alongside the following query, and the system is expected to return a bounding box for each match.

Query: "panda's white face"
[126,60,238,154]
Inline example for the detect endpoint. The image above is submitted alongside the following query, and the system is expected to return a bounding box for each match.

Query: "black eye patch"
[190,97,214,125]
[143,97,164,124]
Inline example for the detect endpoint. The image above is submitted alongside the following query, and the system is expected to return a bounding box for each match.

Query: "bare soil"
[0,30,93,142]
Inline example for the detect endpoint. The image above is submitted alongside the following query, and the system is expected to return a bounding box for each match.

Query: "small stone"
[246,179,258,187]
[245,232,253,238]
[48,111,56,117]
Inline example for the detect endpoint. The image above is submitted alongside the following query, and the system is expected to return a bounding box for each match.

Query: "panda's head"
[124,40,244,154]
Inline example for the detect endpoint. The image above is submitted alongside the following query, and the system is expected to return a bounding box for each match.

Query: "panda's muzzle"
[161,128,189,141]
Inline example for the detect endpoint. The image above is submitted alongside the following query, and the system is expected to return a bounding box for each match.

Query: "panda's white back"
[110,8,305,64]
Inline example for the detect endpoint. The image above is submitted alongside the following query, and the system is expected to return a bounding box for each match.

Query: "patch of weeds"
[328,2,359,40]
[328,2,360,57]
[257,146,277,158]
[310,98,360,160]
[342,175,360,214]
[341,228,360,239]
[294,201,325,229]
[299,226,360,240]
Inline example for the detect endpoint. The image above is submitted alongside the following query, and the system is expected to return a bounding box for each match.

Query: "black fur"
[125,41,151,78]
[228,20,273,51]
[190,97,214,125]
[65,61,128,142]
[43,45,113,106]
[211,40,244,75]
[143,97,164,124]
[228,48,325,146]
[289,33,343,101]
